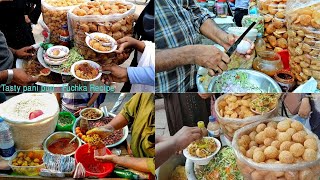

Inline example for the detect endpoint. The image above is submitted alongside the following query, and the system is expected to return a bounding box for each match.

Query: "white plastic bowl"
[85,32,117,54]
[43,53,69,66]
[71,60,102,82]
[227,27,258,42]
[183,137,221,165]
[46,45,69,59]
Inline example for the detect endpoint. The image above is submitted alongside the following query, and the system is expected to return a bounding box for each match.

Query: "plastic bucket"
[75,144,114,178]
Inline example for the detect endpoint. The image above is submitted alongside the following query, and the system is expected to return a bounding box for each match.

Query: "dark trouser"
[234,8,248,27]
[163,93,211,135]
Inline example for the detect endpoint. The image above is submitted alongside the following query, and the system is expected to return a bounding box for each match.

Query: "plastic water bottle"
[0,117,16,160]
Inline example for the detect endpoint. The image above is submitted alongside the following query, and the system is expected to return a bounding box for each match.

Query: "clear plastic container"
[252,51,284,77]
[8,150,45,176]
[207,116,220,138]
[255,34,266,53]
[0,117,15,160]
[215,0,228,18]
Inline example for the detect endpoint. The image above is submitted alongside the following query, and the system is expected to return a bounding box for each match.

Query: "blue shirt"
[235,0,249,9]
[127,66,155,86]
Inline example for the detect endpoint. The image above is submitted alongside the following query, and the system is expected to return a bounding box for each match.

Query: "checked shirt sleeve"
[188,0,215,32]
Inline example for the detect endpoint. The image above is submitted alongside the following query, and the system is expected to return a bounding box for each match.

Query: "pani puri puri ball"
[280,141,294,151]
[284,171,299,180]
[246,148,254,158]
[279,151,294,163]
[286,128,297,137]
[267,121,278,129]
[265,127,277,138]
[256,123,267,133]
[299,168,314,180]
[291,121,304,131]
[292,131,307,143]
[253,150,265,163]
[304,138,318,151]
[255,131,267,145]
[239,146,246,155]
[264,138,273,146]
[278,132,292,142]
[303,149,317,162]
[249,131,257,141]
[289,143,305,157]
[249,141,258,148]
[271,140,281,149]
[264,146,279,159]
[277,120,291,132]
[251,170,265,180]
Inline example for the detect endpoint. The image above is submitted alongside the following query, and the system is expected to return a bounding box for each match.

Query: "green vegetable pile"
[215,71,263,93]
[195,146,243,180]
[58,48,84,73]
[58,114,73,126]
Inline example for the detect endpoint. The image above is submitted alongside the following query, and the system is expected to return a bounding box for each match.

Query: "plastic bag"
[242,15,264,36]
[214,94,277,140]
[67,0,135,64]
[41,0,89,44]
[258,0,288,52]
[232,117,320,180]
[286,1,320,88]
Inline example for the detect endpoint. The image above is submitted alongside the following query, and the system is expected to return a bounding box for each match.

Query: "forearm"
[0,70,8,83]
[134,40,146,53]
[87,93,100,107]
[127,67,154,86]
[155,138,177,168]
[9,48,16,57]
[108,113,128,130]
[113,156,151,173]
[155,45,196,72]
[200,19,228,46]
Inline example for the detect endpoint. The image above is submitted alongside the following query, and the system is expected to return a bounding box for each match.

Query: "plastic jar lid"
[227,27,258,37]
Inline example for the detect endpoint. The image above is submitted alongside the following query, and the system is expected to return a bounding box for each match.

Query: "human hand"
[15,46,35,59]
[115,36,145,53]
[220,34,255,59]
[86,125,114,139]
[298,98,311,118]
[94,154,118,163]
[193,45,230,76]
[172,126,203,152]
[198,93,212,99]
[25,15,31,24]
[11,69,38,86]
[101,65,128,84]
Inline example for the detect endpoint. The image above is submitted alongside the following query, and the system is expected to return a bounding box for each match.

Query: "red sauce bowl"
[75,144,114,178]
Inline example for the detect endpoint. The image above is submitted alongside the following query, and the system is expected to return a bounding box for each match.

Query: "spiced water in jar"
[252,51,283,77]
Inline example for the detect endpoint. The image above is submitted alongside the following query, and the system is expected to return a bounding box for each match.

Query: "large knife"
[226,22,256,57]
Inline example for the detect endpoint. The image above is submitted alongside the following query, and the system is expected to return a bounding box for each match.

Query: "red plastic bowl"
[75,144,114,178]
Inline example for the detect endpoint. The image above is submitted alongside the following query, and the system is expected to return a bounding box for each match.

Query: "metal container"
[208,69,282,93]
[43,132,81,156]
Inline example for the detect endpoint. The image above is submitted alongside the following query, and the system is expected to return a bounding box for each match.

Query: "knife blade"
[226,22,256,57]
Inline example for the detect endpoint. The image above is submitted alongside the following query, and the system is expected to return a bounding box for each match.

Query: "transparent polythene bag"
[214,94,277,139]
[286,1,320,87]
[232,117,320,179]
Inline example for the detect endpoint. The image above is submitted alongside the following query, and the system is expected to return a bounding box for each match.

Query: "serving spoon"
[85,32,114,47]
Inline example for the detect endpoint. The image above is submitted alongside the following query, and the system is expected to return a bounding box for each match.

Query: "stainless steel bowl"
[80,108,103,121]
[43,132,81,156]
[207,69,282,93]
